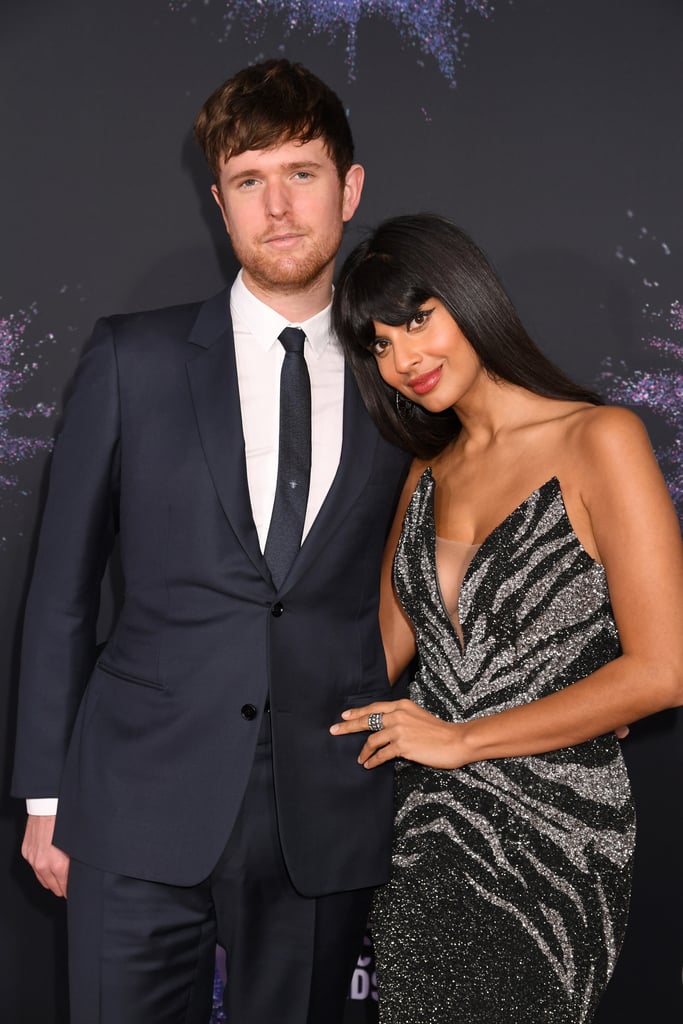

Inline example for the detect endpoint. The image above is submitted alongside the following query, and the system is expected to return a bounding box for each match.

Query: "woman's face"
[370,298,484,413]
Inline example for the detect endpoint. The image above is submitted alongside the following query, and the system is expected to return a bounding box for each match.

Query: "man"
[12,60,408,1024]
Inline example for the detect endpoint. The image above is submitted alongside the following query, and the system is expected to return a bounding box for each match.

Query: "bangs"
[339,252,432,350]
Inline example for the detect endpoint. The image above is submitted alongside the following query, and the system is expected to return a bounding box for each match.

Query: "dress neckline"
[436,536,480,550]
[422,468,561,552]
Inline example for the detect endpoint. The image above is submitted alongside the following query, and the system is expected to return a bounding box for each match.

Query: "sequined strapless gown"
[372,470,635,1024]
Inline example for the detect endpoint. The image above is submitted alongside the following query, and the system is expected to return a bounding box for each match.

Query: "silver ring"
[368,712,384,732]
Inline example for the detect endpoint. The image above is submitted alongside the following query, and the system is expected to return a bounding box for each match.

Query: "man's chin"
[245,256,331,293]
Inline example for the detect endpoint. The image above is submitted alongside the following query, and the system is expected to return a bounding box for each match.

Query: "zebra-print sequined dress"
[372,469,635,1024]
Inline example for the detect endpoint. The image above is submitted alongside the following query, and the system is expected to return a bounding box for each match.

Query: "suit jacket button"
[271,602,284,617]
[241,704,258,720]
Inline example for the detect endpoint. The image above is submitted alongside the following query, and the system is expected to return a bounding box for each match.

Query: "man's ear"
[211,184,230,234]
[342,164,365,223]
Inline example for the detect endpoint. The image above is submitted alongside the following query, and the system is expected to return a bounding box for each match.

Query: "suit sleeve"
[12,318,121,798]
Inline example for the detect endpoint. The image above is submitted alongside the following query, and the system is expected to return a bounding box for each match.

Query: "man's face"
[212,137,364,297]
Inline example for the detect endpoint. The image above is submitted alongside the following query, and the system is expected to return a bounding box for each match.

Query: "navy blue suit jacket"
[12,289,409,892]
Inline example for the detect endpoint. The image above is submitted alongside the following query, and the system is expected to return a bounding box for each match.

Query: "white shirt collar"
[230,270,335,357]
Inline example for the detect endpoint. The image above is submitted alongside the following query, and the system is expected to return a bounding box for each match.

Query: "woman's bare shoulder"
[561,405,674,520]
[567,404,653,462]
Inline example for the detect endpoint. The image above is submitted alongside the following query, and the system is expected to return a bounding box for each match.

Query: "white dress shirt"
[27,273,345,815]
[231,270,344,550]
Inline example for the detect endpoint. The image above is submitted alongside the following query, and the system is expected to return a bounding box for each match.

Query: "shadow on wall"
[125,128,241,313]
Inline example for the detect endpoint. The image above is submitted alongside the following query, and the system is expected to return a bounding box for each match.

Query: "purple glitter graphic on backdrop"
[211,974,226,1023]
[599,213,683,516]
[0,304,56,510]
[210,948,227,1024]
[169,0,495,85]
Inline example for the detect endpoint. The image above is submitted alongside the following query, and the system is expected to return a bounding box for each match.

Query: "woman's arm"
[333,408,683,768]
[378,460,424,683]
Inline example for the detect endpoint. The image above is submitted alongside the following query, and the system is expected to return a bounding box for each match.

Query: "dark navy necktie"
[264,327,311,588]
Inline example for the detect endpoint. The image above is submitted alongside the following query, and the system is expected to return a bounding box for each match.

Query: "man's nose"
[264,181,290,218]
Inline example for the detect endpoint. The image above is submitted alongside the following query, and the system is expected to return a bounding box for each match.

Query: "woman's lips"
[407,367,442,396]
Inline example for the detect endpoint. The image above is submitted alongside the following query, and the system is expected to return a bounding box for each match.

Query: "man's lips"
[407,367,442,396]
[262,232,305,249]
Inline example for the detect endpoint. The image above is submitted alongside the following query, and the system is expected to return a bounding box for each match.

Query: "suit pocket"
[97,661,165,690]
[342,687,392,709]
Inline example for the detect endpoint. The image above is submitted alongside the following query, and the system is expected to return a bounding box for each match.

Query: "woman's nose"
[391,338,421,374]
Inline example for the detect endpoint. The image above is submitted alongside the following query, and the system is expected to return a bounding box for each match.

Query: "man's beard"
[232,224,343,294]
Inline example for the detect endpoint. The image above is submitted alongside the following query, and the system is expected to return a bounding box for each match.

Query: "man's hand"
[21,815,70,897]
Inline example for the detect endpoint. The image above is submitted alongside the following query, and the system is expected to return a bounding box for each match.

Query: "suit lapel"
[282,365,379,590]
[185,290,269,582]
[185,294,380,592]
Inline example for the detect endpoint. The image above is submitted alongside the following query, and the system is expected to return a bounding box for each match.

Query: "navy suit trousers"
[67,713,373,1024]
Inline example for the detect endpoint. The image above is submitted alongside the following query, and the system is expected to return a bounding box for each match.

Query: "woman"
[329,215,683,1022]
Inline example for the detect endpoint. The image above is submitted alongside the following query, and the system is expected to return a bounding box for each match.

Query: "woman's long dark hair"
[333,214,603,458]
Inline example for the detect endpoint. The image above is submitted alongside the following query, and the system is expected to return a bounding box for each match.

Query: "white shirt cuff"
[27,798,59,815]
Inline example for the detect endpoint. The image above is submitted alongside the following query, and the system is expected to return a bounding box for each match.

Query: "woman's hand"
[330,698,468,770]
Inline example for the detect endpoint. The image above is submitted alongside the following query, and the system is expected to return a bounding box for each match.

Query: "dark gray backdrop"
[1,1,681,1020]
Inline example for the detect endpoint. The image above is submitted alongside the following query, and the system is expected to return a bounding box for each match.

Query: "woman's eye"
[408,308,434,330]
[371,338,390,357]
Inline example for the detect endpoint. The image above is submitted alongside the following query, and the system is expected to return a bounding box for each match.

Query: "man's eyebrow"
[282,161,324,172]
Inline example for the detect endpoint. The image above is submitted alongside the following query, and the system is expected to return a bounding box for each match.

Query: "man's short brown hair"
[194,59,355,184]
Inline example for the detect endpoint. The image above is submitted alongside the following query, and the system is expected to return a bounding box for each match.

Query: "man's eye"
[239,179,258,189]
